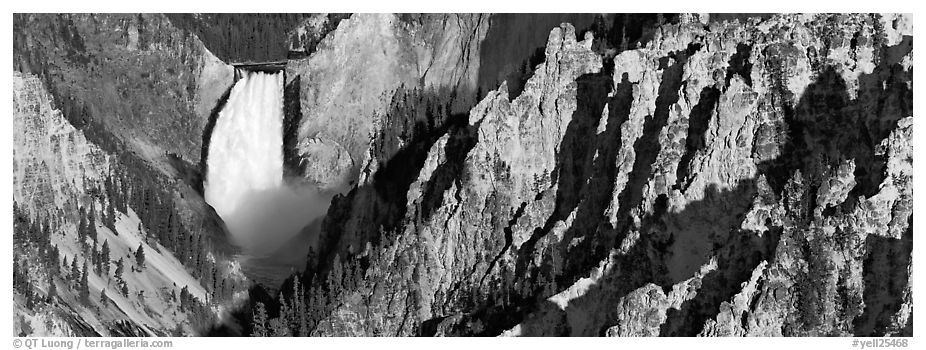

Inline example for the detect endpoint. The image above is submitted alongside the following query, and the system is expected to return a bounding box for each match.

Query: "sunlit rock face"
[205,71,327,285]
[311,14,912,337]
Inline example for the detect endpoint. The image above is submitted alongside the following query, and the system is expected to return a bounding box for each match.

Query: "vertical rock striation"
[300,14,912,337]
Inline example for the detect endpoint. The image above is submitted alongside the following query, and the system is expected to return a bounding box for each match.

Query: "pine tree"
[101,240,111,276]
[292,278,306,335]
[78,261,90,305]
[88,205,98,245]
[114,258,124,281]
[135,244,146,269]
[20,257,30,288]
[70,258,80,281]
[120,281,129,297]
[278,293,291,333]
[100,289,108,306]
[328,254,343,293]
[251,302,269,337]
[47,275,57,300]
[346,258,362,290]
[12,215,26,246]
[13,259,23,293]
[92,241,101,275]
[62,255,70,275]
[48,245,60,275]
[179,286,190,311]
[269,318,290,336]
[77,206,87,242]
[104,176,114,203]
[120,179,129,213]
[106,197,116,230]
[309,285,325,326]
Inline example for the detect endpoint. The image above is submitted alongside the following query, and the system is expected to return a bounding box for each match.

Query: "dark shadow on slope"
[557,44,700,286]
[477,14,598,100]
[197,81,235,195]
[489,35,911,337]
[471,45,696,336]
[675,86,721,190]
[853,217,913,336]
[108,320,154,337]
[588,14,681,75]
[447,69,619,336]
[659,224,782,336]
[512,70,614,289]
[605,43,690,247]
[283,74,306,178]
[725,43,754,88]
[166,152,205,194]
[165,14,324,63]
[849,35,913,198]
[418,118,480,220]
[548,70,631,286]
[452,66,634,336]
[311,87,475,288]
[479,14,680,101]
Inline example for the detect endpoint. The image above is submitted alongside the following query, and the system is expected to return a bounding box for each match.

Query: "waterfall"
[204,70,326,285]
[205,71,285,228]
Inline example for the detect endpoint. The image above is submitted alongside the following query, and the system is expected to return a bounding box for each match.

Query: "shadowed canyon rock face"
[292,13,912,337]
[13,13,913,337]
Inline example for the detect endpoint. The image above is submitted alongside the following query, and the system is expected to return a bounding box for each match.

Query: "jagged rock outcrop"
[300,13,912,337]
[285,14,602,194]
[284,13,489,193]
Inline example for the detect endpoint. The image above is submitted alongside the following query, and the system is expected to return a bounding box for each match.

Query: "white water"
[204,71,327,286]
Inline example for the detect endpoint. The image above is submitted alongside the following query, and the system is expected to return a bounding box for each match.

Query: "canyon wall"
[296,13,912,337]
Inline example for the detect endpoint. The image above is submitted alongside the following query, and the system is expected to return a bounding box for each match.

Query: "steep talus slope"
[13,72,229,336]
[12,13,246,270]
[12,14,252,336]
[277,13,911,337]
[13,73,113,217]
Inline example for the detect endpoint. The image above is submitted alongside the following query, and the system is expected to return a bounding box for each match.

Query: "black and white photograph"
[6,4,917,345]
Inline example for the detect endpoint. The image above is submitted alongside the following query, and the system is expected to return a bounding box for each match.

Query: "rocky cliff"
[284,13,912,337]
[284,13,602,194]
